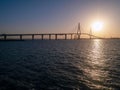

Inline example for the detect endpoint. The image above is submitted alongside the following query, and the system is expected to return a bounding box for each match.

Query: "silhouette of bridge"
[0,23,102,40]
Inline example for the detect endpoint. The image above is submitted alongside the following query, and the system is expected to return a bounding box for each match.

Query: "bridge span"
[0,23,103,40]
[0,33,102,40]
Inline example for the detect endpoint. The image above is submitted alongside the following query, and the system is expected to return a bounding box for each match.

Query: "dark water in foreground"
[0,39,120,90]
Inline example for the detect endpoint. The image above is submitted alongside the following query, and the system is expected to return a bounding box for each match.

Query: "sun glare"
[92,21,103,31]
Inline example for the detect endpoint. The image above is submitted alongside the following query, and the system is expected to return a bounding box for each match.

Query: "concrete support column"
[20,35,22,40]
[49,34,51,40]
[71,34,72,40]
[41,34,43,40]
[32,35,34,40]
[4,35,7,40]
[55,34,57,40]
[90,35,92,39]
[78,34,80,39]
[65,34,67,40]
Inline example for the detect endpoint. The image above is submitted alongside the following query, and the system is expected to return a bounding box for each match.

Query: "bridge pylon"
[89,27,92,39]
[77,22,81,39]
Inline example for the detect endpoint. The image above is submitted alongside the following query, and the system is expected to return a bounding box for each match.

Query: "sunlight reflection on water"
[83,39,109,89]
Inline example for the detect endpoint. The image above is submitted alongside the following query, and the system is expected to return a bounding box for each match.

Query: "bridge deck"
[0,33,102,40]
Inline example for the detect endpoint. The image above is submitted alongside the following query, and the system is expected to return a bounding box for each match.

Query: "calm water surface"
[0,39,120,90]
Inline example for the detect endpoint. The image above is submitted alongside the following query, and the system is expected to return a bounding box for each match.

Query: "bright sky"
[0,0,120,37]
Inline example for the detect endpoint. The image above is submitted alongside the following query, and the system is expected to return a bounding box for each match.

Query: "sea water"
[0,39,120,90]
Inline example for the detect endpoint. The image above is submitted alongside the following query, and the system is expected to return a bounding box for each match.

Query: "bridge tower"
[77,22,81,39]
[89,27,92,39]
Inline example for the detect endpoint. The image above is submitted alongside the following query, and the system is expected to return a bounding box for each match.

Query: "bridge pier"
[20,35,22,40]
[4,35,7,40]
[41,34,43,40]
[49,34,51,40]
[55,34,57,40]
[90,35,91,39]
[78,34,81,39]
[32,35,34,40]
[65,34,67,40]
[71,34,72,40]
[90,34,93,39]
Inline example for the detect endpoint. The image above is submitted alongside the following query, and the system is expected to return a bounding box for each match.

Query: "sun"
[92,21,103,31]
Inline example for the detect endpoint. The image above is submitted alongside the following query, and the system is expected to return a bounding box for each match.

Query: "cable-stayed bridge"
[0,23,103,40]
